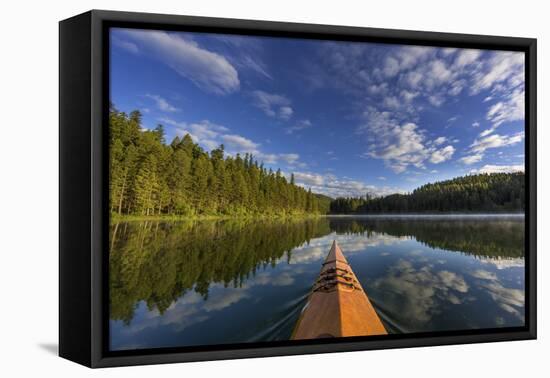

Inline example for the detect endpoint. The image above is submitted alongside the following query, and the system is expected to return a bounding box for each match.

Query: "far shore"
[111,213,325,222]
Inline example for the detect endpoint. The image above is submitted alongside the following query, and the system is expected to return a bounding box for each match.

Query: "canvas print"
[108,28,526,351]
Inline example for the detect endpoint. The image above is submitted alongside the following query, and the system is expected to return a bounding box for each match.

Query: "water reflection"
[328,216,524,258]
[110,218,330,323]
[109,215,525,350]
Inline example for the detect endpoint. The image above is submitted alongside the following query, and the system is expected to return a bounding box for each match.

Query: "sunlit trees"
[109,105,327,217]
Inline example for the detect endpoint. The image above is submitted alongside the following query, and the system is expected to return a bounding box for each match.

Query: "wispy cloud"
[117,29,240,95]
[213,34,272,80]
[459,153,484,165]
[221,134,259,153]
[470,132,525,154]
[159,118,227,148]
[159,117,305,168]
[112,36,139,54]
[251,90,293,120]
[291,171,405,198]
[285,119,312,134]
[145,94,180,112]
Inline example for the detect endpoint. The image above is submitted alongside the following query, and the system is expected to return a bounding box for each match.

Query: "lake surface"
[109,215,525,351]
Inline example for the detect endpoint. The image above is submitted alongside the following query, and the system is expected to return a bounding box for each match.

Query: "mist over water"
[109,216,525,351]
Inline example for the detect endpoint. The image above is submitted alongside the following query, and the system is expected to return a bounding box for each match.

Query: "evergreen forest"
[110,105,525,218]
[109,106,329,217]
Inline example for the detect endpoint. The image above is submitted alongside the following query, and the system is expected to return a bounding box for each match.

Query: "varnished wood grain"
[292,241,387,339]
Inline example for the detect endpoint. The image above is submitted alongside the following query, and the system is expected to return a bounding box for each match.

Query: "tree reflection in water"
[109,216,524,329]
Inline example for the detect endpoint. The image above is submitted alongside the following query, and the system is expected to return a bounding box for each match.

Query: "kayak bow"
[291,240,387,339]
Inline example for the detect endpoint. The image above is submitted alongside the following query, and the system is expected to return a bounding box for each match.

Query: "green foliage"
[109,105,325,217]
[330,173,525,214]
[109,218,331,323]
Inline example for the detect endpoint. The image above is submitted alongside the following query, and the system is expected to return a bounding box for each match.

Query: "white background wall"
[0,0,546,376]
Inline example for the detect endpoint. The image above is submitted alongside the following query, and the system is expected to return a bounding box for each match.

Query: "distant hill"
[330,172,525,214]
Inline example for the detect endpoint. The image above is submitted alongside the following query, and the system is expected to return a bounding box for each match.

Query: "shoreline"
[111,212,524,222]
[111,213,325,222]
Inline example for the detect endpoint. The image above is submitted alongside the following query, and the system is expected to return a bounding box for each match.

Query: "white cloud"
[470,132,525,154]
[428,95,445,107]
[479,128,494,137]
[312,44,524,157]
[428,59,453,84]
[112,36,139,54]
[279,153,300,164]
[383,56,400,77]
[453,49,482,68]
[359,109,457,173]
[160,117,306,167]
[486,87,525,128]
[449,80,465,96]
[442,48,458,56]
[160,118,227,147]
[404,71,423,89]
[291,171,405,198]
[251,90,293,120]
[459,153,484,165]
[447,116,458,123]
[430,145,455,164]
[306,45,525,181]
[221,134,260,153]
[119,29,239,95]
[293,172,325,187]
[145,94,180,112]
[471,51,524,95]
[278,106,294,120]
[286,119,312,134]
[395,46,434,71]
[400,90,419,102]
[470,164,524,174]
[383,96,402,109]
[189,120,228,139]
[367,122,429,173]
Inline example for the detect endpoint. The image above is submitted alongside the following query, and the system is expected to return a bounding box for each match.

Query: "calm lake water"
[109,215,525,351]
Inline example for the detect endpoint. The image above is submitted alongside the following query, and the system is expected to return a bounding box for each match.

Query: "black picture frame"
[59,9,537,368]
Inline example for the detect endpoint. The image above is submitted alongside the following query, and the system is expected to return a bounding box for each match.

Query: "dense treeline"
[330,172,525,214]
[110,106,327,217]
[110,218,331,323]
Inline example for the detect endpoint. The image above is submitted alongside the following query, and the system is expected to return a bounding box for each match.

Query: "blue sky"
[110,28,525,198]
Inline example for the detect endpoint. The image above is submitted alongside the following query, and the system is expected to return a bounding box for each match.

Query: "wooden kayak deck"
[291,240,387,339]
